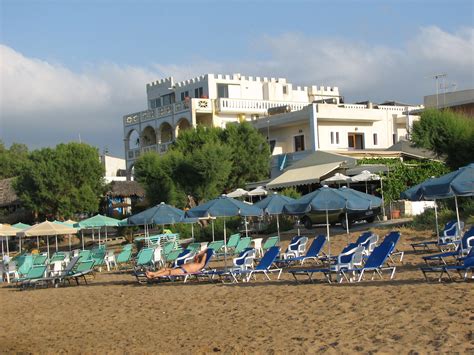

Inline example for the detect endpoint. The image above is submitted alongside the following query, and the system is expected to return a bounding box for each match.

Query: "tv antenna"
[431,73,447,108]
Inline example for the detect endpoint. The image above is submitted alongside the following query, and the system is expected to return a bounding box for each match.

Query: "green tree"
[14,142,104,220]
[221,122,270,189]
[134,123,270,207]
[411,109,474,169]
[359,158,450,203]
[0,141,30,179]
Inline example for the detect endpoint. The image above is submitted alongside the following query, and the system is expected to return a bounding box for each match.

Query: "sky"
[1,0,473,157]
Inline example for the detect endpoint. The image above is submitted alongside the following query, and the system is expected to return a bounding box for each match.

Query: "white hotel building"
[123,74,422,180]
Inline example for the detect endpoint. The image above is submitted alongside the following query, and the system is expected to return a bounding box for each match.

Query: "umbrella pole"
[81,230,85,250]
[47,236,50,258]
[276,214,280,238]
[326,209,330,258]
[69,235,72,252]
[223,218,227,271]
[6,236,9,256]
[1,238,4,257]
[98,228,101,246]
[55,235,58,252]
[345,211,350,243]
[434,200,440,240]
[454,195,461,234]
[105,226,108,244]
[380,178,386,220]
[244,217,248,238]
[37,236,40,249]
[191,223,194,239]
[212,220,215,242]
[365,181,368,194]
[19,236,21,253]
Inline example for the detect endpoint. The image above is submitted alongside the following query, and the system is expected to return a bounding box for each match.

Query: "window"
[294,135,305,152]
[373,133,378,145]
[217,84,229,98]
[180,91,189,101]
[393,134,397,144]
[162,93,175,106]
[336,132,340,144]
[330,132,334,144]
[283,85,288,95]
[194,87,204,98]
[150,98,161,109]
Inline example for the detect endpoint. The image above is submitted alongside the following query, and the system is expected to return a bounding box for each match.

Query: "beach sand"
[1,226,473,354]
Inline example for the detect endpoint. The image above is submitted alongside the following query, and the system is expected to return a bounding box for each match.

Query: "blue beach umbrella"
[284,186,372,256]
[128,202,185,225]
[419,163,474,231]
[254,193,295,237]
[186,195,262,269]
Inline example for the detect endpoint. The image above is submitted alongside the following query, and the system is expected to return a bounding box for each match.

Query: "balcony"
[216,98,307,115]
[124,102,190,126]
[127,142,173,161]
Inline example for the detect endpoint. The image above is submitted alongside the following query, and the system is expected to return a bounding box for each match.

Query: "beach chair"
[115,248,133,269]
[288,245,364,283]
[226,233,241,251]
[339,241,396,282]
[262,236,279,254]
[186,242,202,253]
[207,240,225,253]
[162,241,176,257]
[63,260,96,286]
[422,226,474,265]
[222,246,282,283]
[276,235,326,266]
[13,264,48,288]
[33,254,48,266]
[27,256,81,288]
[282,236,308,259]
[148,249,216,284]
[411,220,464,252]
[230,237,252,256]
[379,231,404,263]
[252,237,264,257]
[233,248,256,271]
[17,255,34,277]
[165,248,184,265]
[78,250,92,262]
[49,253,67,263]
[420,250,474,282]
[359,233,378,256]
[173,249,195,268]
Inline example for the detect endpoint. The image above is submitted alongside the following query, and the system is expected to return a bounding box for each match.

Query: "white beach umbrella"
[226,188,249,198]
[247,186,268,196]
[322,173,352,187]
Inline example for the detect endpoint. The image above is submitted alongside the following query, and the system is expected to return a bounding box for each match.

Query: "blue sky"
[1,0,473,156]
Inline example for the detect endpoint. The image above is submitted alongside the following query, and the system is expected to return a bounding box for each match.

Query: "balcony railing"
[216,98,307,114]
[126,142,173,160]
[124,101,191,126]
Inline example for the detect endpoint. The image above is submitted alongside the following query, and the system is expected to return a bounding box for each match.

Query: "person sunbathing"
[145,249,208,279]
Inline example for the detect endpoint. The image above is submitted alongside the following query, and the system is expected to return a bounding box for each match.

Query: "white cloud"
[1,26,472,155]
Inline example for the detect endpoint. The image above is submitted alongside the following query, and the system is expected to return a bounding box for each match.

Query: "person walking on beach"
[145,249,208,279]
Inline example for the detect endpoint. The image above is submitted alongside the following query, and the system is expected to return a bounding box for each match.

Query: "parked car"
[300,206,381,229]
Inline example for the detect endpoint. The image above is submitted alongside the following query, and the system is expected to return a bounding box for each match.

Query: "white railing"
[216,98,307,114]
[342,104,368,109]
[127,142,174,161]
[124,101,192,126]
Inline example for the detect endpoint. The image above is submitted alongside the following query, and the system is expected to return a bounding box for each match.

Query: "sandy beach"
[1,226,473,354]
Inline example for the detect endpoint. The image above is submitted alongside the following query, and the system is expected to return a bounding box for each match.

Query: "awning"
[267,161,344,189]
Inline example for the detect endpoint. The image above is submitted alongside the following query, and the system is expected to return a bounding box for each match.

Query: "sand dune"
[1,227,473,353]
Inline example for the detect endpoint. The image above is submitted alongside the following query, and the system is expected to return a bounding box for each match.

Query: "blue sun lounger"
[214,246,282,283]
[420,251,474,282]
[422,226,474,265]
[411,220,464,252]
[276,235,326,266]
[288,245,364,283]
[339,241,396,282]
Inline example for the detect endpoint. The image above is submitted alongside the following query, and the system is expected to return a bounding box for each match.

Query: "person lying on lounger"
[145,249,208,279]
